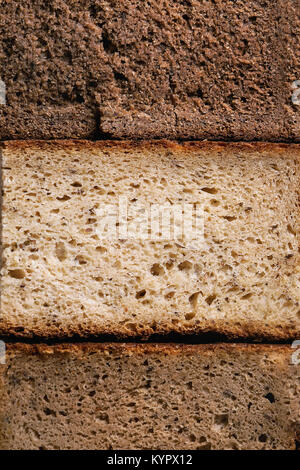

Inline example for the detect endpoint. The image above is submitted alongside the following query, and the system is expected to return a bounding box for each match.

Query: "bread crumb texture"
[0,1,299,140]
[1,141,300,339]
[0,343,298,450]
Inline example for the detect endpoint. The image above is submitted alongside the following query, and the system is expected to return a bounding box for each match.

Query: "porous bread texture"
[0,0,299,141]
[0,343,298,450]
[1,141,300,340]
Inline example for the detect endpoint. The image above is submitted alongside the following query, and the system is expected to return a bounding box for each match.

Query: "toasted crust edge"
[0,317,299,342]
[2,139,300,156]
[3,341,294,358]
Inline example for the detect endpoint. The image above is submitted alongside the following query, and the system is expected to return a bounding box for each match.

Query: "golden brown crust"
[0,317,298,342]
[2,139,300,156]
[3,341,294,358]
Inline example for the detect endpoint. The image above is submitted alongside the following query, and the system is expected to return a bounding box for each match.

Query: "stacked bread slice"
[0,1,299,141]
[0,1,299,451]
[1,344,298,450]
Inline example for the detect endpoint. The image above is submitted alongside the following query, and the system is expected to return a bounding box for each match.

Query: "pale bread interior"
[1,142,300,338]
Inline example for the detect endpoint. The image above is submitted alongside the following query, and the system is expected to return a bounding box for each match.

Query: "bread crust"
[3,341,294,358]
[0,318,299,342]
[2,139,300,155]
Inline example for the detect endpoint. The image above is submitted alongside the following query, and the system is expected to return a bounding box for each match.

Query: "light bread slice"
[1,141,300,339]
[0,343,298,450]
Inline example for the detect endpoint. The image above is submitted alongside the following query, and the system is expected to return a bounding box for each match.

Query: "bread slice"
[0,1,299,141]
[0,343,298,450]
[1,140,300,340]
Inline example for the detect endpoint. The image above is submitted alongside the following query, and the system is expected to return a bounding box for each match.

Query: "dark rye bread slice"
[0,343,299,450]
[1,140,300,340]
[0,0,299,141]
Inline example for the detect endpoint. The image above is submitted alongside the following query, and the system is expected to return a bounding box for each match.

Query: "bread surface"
[1,140,300,340]
[0,342,298,450]
[0,1,299,140]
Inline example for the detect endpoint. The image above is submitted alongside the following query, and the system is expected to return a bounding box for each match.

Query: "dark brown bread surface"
[0,0,299,141]
[0,343,299,450]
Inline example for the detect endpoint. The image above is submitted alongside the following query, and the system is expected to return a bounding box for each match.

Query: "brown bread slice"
[0,1,299,141]
[1,140,300,340]
[0,343,298,450]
